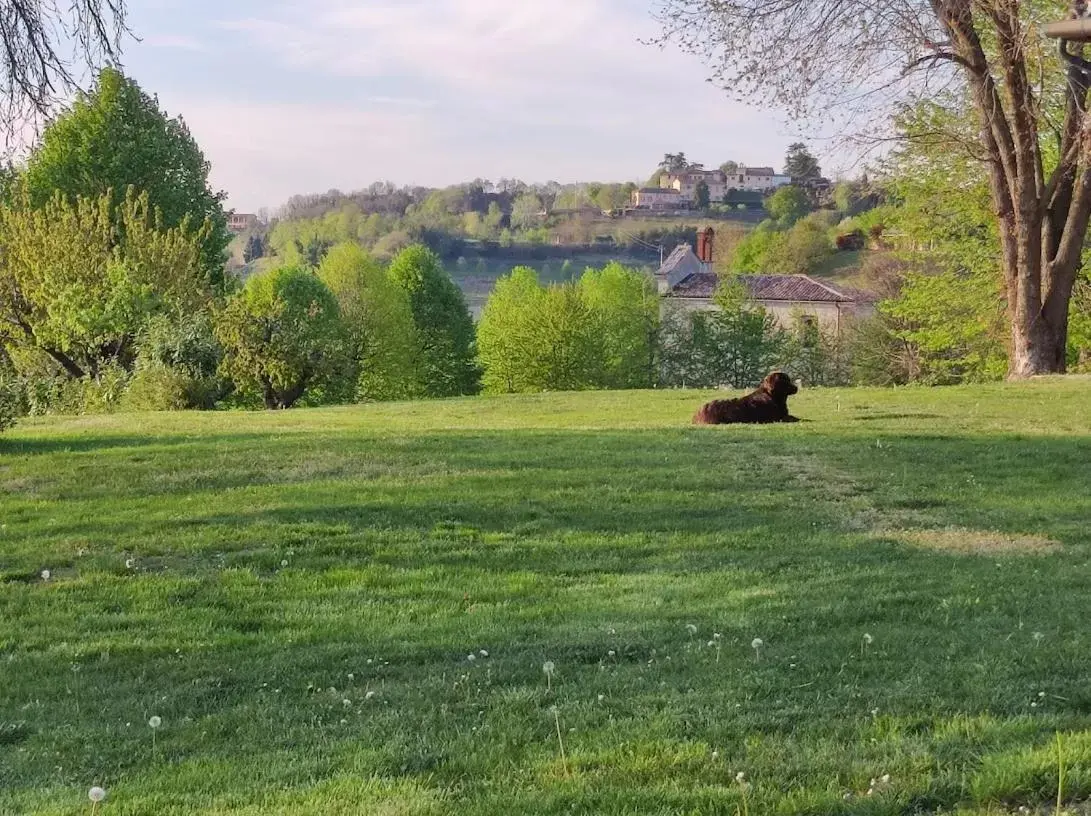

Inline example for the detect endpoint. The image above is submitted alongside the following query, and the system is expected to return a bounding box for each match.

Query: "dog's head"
[761,371,798,400]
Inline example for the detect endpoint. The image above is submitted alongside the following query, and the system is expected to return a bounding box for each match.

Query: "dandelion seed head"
[686,624,698,635]
[881,774,890,784]
[863,633,874,645]
[88,787,107,803]
[543,661,555,675]
[751,638,763,650]
[125,559,135,569]
[280,560,289,568]
[467,654,476,662]
[735,771,746,783]
[365,691,377,700]
[479,649,489,658]
[607,650,616,657]
[148,716,162,729]
[40,569,50,581]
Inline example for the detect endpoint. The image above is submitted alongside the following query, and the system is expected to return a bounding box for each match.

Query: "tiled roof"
[669,272,857,303]
[658,244,694,277]
[746,275,854,302]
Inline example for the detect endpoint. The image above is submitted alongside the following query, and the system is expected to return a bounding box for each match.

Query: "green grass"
[2,380,1091,815]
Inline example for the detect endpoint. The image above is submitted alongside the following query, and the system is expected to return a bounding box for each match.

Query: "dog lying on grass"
[693,372,800,425]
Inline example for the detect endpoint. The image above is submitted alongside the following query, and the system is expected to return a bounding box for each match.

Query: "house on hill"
[656,229,874,333]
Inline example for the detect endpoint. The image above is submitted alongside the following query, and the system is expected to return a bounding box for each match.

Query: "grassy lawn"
[2,380,1090,815]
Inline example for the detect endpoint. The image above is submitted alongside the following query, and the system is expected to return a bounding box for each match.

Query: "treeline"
[476,264,857,394]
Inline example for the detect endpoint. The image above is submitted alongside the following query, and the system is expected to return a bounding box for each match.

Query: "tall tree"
[659,153,691,173]
[656,1,1090,376]
[695,180,711,210]
[0,0,126,130]
[317,243,423,401]
[387,245,479,396]
[23,68,229,284]
[784,143,821,182]
[477,266,547,394]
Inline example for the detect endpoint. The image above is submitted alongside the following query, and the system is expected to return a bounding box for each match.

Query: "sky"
[118,0,804,213]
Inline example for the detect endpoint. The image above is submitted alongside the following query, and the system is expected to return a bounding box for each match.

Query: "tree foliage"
[23,68,229,282]
[660,280,786,389]
[214,266,346,409]
[766,185,811,226]
[317,243,423,401]
[695,180,711,210]
[784,143,821,182]
[477,263,659,394]
[387,245,479,397]
[578,262,660,389]
[0,189,210,380]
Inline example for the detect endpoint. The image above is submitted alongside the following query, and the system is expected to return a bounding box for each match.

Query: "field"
[2,381,1090,815]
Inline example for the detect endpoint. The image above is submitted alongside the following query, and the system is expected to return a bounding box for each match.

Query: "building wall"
[663,297,875,333]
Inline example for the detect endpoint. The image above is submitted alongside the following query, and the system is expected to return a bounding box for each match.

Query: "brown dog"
[693,372,800,425]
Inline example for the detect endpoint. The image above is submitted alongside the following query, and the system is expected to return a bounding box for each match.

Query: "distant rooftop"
[669,272,857,302]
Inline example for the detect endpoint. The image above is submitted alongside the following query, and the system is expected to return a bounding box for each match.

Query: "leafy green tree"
[881,269,1008,384]
[730,221,784,273]
[215,266,347,409]
[477,267,547,394]
[317,243,423,401]
[484,202,505,235]
[387,245,479,396]
[243,234,266,264]
[720,160,740,175]
[764,214,832,275]
[578,263,659,389]
[0,189,211,380]
[870,100,1009,384]
[510,192,544,230]
[661,279,785,388]
[766,185,811,226]
[22,68,229,283]
[695,180,711,211]
[784,143,821,183]
[532,284,600,391]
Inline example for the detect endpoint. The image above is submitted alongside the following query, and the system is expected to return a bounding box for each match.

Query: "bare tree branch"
[0,0,128,141]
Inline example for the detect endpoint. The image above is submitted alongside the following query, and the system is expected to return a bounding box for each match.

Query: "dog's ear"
[765,372,796,399]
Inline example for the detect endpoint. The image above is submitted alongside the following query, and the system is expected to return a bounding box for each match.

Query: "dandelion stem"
[1056,731,1066,816]
[552,707,569,777]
